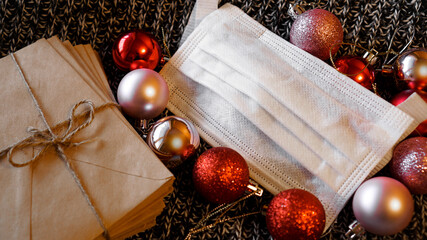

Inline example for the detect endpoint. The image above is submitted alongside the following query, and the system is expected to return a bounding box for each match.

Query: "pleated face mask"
[160,3,427,228]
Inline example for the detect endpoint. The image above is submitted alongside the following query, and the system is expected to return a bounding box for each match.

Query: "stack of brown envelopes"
[0,37,174,240]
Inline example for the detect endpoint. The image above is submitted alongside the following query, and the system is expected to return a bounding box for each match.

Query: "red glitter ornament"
[266,189,325,240]
[112,29,163,71]
[390,89,427,136]
[389,137,427,194]
[290,9,343,60]
[335,55,375,90]
[192,147,249,204]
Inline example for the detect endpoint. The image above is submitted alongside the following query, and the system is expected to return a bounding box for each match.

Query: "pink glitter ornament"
[290,9,343,60]
[389,137,427,194]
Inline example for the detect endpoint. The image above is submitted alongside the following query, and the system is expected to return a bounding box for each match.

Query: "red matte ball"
[112,30,163,71]
[335,55,375,90]
[266,189,325,240]
[192,147,249,204]
[389,137,427,194]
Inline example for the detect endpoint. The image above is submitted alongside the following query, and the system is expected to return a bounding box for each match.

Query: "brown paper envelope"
[49,40,172,238]
[82,45,115,101]
[0,39,174,240]
[62,41,104,91]
[48,38,144,150]
[46,37,108,102]
[74,44,107,93]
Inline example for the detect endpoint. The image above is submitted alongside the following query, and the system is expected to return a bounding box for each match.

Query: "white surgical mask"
[161,3,427,229]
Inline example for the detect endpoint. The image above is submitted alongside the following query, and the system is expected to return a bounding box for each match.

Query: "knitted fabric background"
[1,0,426,239]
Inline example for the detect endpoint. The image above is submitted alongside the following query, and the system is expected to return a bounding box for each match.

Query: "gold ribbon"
[0,52,119,240]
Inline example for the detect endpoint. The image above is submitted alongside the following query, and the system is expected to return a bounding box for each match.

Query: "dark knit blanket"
[1,1,425,239]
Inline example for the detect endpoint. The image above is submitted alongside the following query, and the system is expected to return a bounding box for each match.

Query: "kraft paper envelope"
[0,38,174,240]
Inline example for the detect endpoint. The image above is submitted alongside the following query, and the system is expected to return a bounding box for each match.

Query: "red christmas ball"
[112,29,163,71]
[390,89,417,106]
[290,9,343,60]
[389,137,427,194]
[390,89,427,136]
[192,147,249,204]
[335,55,375,90]
[266,189,325,240]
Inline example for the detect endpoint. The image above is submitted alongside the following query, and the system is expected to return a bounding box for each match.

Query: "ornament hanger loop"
[294,0,325,9]
[288,0,326,19]
[161,27,172,61]
[185,187,263,240]
[384,24,415,65]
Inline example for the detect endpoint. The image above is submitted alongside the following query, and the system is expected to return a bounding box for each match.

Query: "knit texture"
[1,1,425,239]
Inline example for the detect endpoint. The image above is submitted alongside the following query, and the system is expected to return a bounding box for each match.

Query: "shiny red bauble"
[390,89,427,136]
[112,30,163,71]
[389,137,427,194]
[266,189,325,240]
[335,55,375,90]
[290,9,343,60]
[395,48,427,93]
[192,147,249,204]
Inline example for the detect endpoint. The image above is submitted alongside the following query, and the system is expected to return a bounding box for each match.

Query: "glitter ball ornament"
[117,69,169,120]
[335,55,375,89]
[389,137,427,194]
[147,116,199,168]
[112,29,163,71]
[391,89,427,136]
[266,189,325,240]
[192,147,249,204]
[352,177,414,236]
[290,9,343,60]
[395,48,427,93]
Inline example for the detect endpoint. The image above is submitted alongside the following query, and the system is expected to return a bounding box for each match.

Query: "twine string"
[0,52,119,240]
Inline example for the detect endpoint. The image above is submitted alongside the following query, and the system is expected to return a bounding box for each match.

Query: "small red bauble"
[390,89,417,106]
[112,29,163,71]
[290,9,343,60]
[390,89,427,136]
[266,189,325,240]
[192,147,249,204]
[335,56,375,90]
[389,137,427,194]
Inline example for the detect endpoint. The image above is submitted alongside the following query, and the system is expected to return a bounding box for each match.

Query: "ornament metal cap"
[287,3,305,20]
[345,220,366,239]
[246,180,264,197]
[381,64,394,75]
[362,49,378,65]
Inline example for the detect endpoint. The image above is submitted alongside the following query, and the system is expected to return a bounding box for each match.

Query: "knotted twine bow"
[0,53,119,240]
